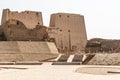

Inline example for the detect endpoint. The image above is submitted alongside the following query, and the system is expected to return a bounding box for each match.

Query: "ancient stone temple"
[0,9,59,62]
[0,9,88,54]
[49,13,87,53]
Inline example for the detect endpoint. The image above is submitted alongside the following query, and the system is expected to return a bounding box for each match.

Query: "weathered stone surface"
[87,53,120,65]
[0,41,58,62]
[49,13,87,53]
[1,19,48,41]
[86,38,120,53]
[0,53,58,62]
[1,9,43,29]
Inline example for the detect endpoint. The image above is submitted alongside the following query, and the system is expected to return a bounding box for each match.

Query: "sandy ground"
[0,62,120,80]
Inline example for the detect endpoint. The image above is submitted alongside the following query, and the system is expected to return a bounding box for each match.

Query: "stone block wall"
[1,9,43,29]
[49,13,87,53]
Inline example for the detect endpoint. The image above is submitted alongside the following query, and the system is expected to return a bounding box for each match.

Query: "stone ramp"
[87,53,120,65]
[0,41,58,62]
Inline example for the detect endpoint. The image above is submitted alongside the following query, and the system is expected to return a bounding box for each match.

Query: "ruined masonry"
[0,9,59,61]
[1,9,43,29]
[0,9,88,62]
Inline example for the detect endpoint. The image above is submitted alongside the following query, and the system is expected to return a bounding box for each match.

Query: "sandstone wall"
[0,41,58,61]
[1,19,48,41]
[1,9,43,29]
[49,13,87,53]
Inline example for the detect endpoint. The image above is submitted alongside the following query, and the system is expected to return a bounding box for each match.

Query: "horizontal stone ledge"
[52,62,81,65]
[0,62,43,65]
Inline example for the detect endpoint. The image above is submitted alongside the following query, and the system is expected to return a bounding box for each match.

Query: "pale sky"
[0,0,120,39]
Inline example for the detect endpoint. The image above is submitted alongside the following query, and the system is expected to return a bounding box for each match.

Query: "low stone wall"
[0,53,58,62]
[0,41,59,62]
